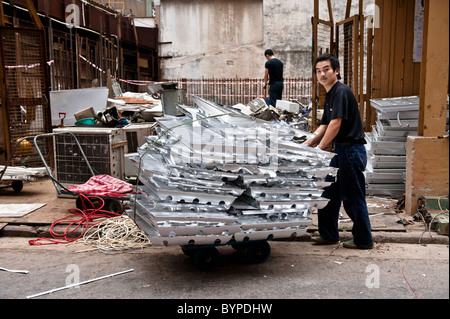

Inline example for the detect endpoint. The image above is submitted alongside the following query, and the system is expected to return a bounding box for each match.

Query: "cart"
[0,165,47,192]
[125,200,307,271]
[180,240,272,271]
[1,132,127,214]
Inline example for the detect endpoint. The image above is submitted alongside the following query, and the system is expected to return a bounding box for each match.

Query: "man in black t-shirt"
[263,49,284,107]
[304,53,374,250]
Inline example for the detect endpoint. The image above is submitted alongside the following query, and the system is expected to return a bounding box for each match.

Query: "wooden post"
[24,0,44,30]
[0,1,5,26]
[405,0,449,215]
[312,0,319,131]
[418,0,449,137]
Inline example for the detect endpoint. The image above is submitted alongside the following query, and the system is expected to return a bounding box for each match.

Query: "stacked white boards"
[365,96,419,197]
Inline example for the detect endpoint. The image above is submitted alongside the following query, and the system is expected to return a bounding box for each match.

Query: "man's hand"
[303,139,314,147]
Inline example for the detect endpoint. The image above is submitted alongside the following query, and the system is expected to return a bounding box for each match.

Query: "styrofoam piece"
[276,100,300,114]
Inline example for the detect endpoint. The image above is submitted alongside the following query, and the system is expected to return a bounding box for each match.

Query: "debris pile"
[126,96,337,246]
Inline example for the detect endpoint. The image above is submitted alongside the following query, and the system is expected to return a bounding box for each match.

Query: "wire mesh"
[1,28,51,167]
[172,78,313,107]
[55,133,111,184]
[337,19,356,92]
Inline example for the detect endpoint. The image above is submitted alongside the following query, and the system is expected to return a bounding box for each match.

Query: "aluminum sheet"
[126,96,338,246]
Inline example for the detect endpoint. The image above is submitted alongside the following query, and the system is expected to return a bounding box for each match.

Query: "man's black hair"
[264,49,274,57]
[314,53,342,80]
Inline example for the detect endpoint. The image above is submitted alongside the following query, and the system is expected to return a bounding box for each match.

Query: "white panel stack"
[365,96,419,197]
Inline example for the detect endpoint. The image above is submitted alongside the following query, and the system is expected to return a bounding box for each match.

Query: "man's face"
[315,60,339,88]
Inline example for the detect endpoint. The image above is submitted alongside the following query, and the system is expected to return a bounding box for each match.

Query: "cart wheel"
[181,245,197,257]
[106,199,123,214]
[194,247,220,271]
[247,241,271,264]
[231,243,249,252]
[11,181,23,192]
[76,195,102,211]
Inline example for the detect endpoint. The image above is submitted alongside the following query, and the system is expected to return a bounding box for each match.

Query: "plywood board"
[0,203,46,218]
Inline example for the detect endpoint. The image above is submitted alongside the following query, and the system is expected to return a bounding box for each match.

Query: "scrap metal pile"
[126,96,337,247]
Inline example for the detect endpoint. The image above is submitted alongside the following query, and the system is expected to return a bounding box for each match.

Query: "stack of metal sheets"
[126,96,337,247]
[365,96,420,196]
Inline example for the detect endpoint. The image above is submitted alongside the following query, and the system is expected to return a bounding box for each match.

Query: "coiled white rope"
[81,215,152,253]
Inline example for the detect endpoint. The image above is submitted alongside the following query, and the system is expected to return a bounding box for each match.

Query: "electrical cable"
[418,196,449,245]
[402,265,420,299]
[81,215,151,253]
[29,194,121,245]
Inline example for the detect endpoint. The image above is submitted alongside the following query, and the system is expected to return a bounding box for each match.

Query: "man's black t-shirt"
[321,81,366,144]
[265,58,284,84]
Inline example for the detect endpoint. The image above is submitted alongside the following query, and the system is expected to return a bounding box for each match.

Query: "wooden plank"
[353,15,359,101]
[380,0,393,98]
[345,0,352,19]
[392,0,407,96]
[387,1,397,97]
[365,22,374,130]
[0,1,5,26]
[371,0,383,99]
[418,0,449,137]
[359,12,365,122]
[402,0,417,96]
[24,0,44,30]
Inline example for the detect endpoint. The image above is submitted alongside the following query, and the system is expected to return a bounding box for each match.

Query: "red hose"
[29,194,121,245]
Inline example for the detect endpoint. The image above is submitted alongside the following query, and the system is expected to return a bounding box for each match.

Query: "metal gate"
[336,16,359,94]
[0,27,52,167]
[312,17,334,130]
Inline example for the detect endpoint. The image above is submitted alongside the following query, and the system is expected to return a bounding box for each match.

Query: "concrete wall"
[159,0,264,79]
[159,0,374,79]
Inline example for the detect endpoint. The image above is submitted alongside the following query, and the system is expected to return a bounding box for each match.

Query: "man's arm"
[317,118,342,149]
[263,68,269,88]
[303,118,342,149]
[303,124,327,147]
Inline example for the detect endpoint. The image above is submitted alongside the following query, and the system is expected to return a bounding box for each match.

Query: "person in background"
[303,53,374,250]
[263,49,284,107]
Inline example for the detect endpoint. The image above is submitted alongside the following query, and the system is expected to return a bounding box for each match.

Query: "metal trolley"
[1,132,126,213]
